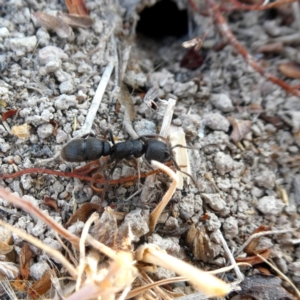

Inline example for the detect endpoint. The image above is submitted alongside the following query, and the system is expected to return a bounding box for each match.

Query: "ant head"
[144,139,171,163]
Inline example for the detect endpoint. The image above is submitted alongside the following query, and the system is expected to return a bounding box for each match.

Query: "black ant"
[60,130,196,184]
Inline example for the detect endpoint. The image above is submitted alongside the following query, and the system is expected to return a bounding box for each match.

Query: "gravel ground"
[0,0,300,299]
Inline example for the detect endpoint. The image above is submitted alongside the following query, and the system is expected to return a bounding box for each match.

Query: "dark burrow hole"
[136,0,188,40]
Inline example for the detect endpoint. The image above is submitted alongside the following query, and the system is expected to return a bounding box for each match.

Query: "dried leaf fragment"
[33,12,72,39]
[11,123,31,139]
[244,225,271,255]
[28,271,52,298]
[65,203,101,228]
[0,241,13,255]
[278,62,300,79]
[235,248,271,266]
[256,42,283,54]
[2,109,18,121]
[19,244,32,279]
[44,196,60,212]
[65,0,89,16]
[227,117,252,142]
[57,12,93,28]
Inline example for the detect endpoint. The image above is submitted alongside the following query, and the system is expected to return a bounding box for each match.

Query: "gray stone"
[55,94,77,110]
[205,213,221,231]
[38,46,68,65]
[257,196,285,215]
[210,93,234,112]
[223,216,239,239]
[8,36,37,56]
[134,119,156,136]
[201,193,226,211]
[215,152,234,175]
[203,113,230,132]
[30,262,50,280]
[37,123,54,139]
[59,80,74,94]
[255,170,276,189]
[56,129,68,143]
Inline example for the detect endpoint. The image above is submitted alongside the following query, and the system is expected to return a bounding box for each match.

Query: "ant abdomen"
[60,137,111,162]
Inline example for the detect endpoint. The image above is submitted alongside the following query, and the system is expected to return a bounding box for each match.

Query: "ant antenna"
[171,144,198,151]
[170,157,197,186]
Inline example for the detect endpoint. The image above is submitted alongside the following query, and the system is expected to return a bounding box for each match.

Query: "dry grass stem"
[0,187,80,248]
[149,161,178,233]
[256,253,300,298]
[136,244,231,297]
[85,234,118,260]
[76,212,99,291]
[0,219,78,278]
[218,230,244,281]
[159,98,176,138]
[169,125,191,188]
[76,61,114,136]
[236,229,295,256]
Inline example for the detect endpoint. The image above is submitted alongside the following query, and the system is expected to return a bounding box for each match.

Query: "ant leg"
[104,129,115,145]
[100,159,120,202]
[170,157,197,186]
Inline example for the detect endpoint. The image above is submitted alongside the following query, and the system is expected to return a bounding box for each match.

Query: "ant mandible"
[60,129,195,183]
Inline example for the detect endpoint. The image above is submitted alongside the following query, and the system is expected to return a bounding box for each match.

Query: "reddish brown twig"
[224,0,299,11]
[196,0,300,97]
[0,167,166,186]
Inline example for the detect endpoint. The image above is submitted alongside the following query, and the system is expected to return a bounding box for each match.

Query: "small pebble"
[37,123,54,139]
[203,113,230,132]
[59,80,74,94]
[30,261,50,280]
[38,46,68,65]
[8,35,37,56]
[223,216,239,239]
[201,193,226,211]
[255,169,275,189]
[257,195,285,215]
[210,93,234,112]
[215,152,234,175]
[55,94,77,110]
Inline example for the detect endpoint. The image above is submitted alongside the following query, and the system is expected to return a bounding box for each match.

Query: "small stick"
[76,61,114,136]
[235,229,294,256]
[257,253,300,298]
[217,230,244,282]
[159,98,176,138]
[76,212,99,291]
[199,0,300,97]
[0,186,80,248]
[224,0,299,11]
[0,219,78,278]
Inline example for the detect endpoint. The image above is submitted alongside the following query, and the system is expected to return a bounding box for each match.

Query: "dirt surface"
[0,0,300,299]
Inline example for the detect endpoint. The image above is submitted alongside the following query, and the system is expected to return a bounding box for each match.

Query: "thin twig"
[159,98,176,138]
[199,0,300,97]
[76,212,99,291]
[136,244,231,297]
[217,230,244,282]
[0,219,78,278]
[0,186,80,248]
[257,253,300,298]
[224,0,299,11]
[76,61,114,136]
[236,229,294,256]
